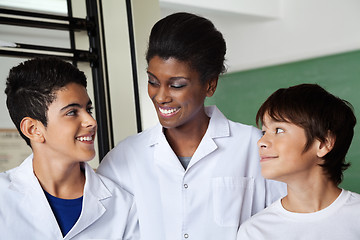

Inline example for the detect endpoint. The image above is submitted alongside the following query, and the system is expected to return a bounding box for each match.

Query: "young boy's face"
[39,82,97,163]
[257,113,321,183]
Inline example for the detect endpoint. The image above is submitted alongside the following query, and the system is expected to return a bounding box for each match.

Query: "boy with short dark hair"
[237,83,360,239]
[0,57,139,239]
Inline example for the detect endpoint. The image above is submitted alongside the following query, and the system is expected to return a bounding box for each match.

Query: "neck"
[282,178,341,213]
[165,111,210,157]
[32,151,85,199]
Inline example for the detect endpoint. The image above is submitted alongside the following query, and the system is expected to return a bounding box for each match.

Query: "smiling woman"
[97,12,286,240]
[147,56,215,135]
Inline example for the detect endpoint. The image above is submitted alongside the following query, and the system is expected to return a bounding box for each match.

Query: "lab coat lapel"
[188,106,230,169]
[64,163,110,240]
[187,134,218,169]
[151,106,231,171]
[8,155,63,238]
[152,125,185,172]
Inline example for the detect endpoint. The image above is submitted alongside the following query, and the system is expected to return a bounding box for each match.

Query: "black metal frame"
[85,0,113,159]
[125,0,142,133]
[0,1,113,160]
[0,8,93,31]
[0,7,95,62]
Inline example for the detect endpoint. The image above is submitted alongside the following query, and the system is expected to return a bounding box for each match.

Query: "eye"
[87,106,94,115]
[147,76,159,87]
[261,130,266,136]
[148,80,156,85]
[66,109,78,116]
[276,128,284,134]
[171,84,186,89]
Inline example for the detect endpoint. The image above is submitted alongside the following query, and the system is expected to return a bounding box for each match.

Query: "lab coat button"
[184,233,189,238]
[184,184,188,189]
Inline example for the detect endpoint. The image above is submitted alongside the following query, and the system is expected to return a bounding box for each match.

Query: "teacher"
[97,12,285,240]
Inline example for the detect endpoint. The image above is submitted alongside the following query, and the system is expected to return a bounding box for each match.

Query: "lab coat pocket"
[212,177,254,227]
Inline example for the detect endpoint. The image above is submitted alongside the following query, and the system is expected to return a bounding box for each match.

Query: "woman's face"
[147,56,216,130]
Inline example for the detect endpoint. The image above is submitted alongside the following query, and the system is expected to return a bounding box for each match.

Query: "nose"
[257,134,269,149]
[82,113,97,129]
[154,85,171,104]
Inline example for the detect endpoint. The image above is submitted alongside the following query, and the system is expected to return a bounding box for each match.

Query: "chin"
[81,152,96,162]
[261,169,276,180]
[159,120,177,129]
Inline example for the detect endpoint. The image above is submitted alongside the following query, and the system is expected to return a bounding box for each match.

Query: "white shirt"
[97,106,286,240]
[0,154,140,240]
[237,189,360,240]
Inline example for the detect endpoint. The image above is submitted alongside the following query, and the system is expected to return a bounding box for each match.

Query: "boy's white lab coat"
[0,155,139,240]
[97,106,286,240]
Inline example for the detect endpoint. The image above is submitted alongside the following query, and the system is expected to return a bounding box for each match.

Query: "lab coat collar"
[188,106,230,168]
[148,105,230,146]
[8,154,39,194]
[150,105,230,171]
[204,105,230,138]
[8,154,64,238]
[64,162,111,239]
[8,154,112,240]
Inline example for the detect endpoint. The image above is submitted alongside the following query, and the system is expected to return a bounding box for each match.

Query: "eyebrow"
[146,71,190,81]
[60,100,92,111]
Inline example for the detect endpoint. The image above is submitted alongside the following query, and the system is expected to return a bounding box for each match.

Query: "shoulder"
[0,164,22,187]
[345,190,360,206]
[226,120,262,149]
[98,174,134,202]
[208,106,262,141]
[248,199,280,222]
[86,164,134,205]
[0,166,23,202]
[238,200,281,236]
[109,124,159,154]
[229,120,262,137]
[0,171,11,189]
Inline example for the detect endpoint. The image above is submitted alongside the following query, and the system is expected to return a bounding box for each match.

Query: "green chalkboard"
[206,50,360,193]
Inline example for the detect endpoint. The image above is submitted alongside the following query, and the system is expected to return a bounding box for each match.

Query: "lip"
[260,155,278,163]
[75,133,96,144]
[157,106,180,118]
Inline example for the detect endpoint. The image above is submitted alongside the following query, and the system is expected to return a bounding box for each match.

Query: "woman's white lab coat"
[97,106,286,240]
[0,155,139,240]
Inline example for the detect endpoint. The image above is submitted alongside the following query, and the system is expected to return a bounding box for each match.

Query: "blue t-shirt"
[44,191,83,237]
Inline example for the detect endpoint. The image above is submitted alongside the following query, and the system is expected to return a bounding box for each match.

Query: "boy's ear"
[317,132,335,158]
[20,117,45,143]
[206,77,218,97]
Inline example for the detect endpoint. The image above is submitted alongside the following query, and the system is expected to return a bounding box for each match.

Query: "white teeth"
[159,107,177,114]
[77,136,93,141]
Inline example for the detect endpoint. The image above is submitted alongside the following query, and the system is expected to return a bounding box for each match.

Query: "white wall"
[160,0,360,72]
[101,0,138,145]
[131,0,161,130]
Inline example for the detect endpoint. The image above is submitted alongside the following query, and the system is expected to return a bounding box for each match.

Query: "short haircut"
[5,57,87,146]
[146,12,227,83]
[256,83,356,185]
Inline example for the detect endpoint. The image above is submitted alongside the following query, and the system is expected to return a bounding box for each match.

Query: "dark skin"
[147,56,218,157]
[164,112,210,157]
